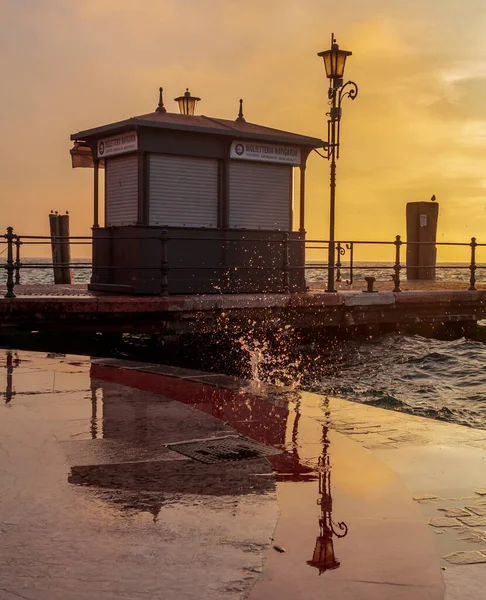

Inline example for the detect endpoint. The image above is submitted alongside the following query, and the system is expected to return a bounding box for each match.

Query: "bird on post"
[431,194,436,202]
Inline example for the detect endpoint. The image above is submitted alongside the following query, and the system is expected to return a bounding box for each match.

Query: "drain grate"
[166,435,283,464]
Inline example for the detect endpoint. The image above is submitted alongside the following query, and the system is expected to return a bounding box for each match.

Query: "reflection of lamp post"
[4,351,19,404]
[174,88,201,115]
[318,34,358,293]
[307,425,348,574]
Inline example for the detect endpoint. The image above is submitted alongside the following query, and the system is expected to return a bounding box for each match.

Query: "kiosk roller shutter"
[105,155,139,226]
[149,155,218,227]
[229,162,291,230]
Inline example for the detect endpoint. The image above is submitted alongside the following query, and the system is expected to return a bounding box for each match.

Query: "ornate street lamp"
[174,88,201,115]
[318,34,358,293]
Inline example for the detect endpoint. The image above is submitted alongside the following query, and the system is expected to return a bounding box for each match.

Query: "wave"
[300,334,486,429]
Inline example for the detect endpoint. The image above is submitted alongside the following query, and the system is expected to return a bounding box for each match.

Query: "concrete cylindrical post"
[406,201,439,280]
[59,213,72,284]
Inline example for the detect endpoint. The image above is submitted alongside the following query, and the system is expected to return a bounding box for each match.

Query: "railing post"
[336,241,342,282]
[393,235,402,293]
[14,236,21,285]
[346,242,354,285]
[4,227,16,298]
[469,236,478,291]
[283,232,290,293]
[160,229,169,296]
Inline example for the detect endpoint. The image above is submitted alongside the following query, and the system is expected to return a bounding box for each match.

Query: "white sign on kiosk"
[230,141,301,165]
[97,131,138,158]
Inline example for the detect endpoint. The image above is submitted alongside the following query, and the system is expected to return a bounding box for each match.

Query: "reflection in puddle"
[55,364,349,572]
[89,384,104,440]
[307,424,348,574]
[4,351,20,404]
[274,394,348,574]
[106,369,349,573]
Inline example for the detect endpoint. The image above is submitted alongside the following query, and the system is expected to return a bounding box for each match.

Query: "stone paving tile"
[456,531,486,544]
[462,440,486,449]
[60,439,189,467]
[443,563,486,600]
[457,515,486,527]
[438,507,472,518]
[443,551,486,565]
[465,505,486,516]
[68,457,275,496]
[413,494,439,502]
[475,489,486,496]
[92,358,242,385]
[429,517,461,528]
[362,441,400,450]
[186,374,245,391]
[388,433,428,444]
[422,493,486,559]
[339,433,391,445]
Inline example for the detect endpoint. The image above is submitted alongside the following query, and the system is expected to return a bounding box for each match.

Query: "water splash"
[236,328,304,389]
[220,320,486,430]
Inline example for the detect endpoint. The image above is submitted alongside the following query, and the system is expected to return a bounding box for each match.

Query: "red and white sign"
[97,131,138,158]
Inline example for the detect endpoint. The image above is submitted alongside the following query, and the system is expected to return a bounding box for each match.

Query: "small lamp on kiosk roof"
[174,88,201,115]
[317,34,352,88]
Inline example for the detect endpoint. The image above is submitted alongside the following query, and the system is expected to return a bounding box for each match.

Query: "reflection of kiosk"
[70,89,325,295]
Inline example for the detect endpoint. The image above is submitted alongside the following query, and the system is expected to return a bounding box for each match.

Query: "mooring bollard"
[59,212,72,284]
[49,211,63,284]
[469,237,478,291]
[363,276,377,293]
[160,229,169,296]
[393,235,402,292]
[4,226,16,298]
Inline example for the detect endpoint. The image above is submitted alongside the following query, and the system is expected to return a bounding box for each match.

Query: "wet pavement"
[1,351,485,598]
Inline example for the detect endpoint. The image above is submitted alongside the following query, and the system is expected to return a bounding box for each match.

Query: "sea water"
[300,332,486,430]
[0,259,479,286]
[2,260,486,430]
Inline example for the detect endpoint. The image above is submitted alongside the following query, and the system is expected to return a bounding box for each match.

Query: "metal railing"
[305,235,484,292]
[2,227,484,298]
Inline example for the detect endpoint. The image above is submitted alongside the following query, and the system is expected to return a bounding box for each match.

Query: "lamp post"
[318,34,358,293]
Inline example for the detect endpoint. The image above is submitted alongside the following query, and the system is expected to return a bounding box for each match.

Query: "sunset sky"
[1,0,486,261]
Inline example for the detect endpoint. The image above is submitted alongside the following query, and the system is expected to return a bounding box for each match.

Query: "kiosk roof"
[71,111,326,148]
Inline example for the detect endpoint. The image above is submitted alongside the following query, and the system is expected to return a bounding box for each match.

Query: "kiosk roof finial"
[155,87,167,113]
[236,98,246,123]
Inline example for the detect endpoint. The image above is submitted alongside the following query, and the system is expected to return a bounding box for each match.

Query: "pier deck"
[0,283,485,335]
[2,349,486,599]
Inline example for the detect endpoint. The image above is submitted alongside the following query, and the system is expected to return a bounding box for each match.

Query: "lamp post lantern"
[318,34,358,293]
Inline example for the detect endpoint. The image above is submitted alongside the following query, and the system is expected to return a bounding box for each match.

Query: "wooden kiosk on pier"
[70,89,325,295]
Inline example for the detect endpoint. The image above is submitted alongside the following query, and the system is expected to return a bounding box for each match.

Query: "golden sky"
[1,0,486,261]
